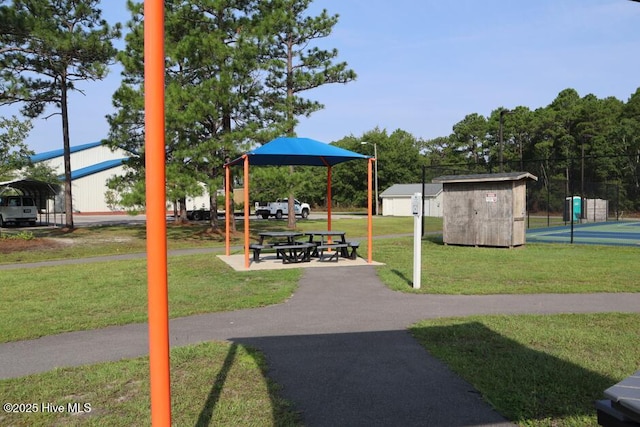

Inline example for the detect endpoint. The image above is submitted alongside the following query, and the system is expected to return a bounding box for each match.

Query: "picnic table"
[303,231,359,261]
[251,231,313,263]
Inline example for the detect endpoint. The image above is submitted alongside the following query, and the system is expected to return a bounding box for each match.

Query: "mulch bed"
[0,238,61,254]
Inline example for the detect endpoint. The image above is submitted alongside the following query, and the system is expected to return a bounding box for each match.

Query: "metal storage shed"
[379,183,443,217]
[433,172,537,248]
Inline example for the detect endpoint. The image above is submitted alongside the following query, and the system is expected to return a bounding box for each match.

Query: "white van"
[0,195,38,226]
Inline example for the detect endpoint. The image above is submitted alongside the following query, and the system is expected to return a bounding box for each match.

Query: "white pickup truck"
[0,195,38,226]
[255,198,310,219]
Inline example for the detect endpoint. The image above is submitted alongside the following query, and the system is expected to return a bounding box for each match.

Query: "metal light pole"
[499,109,513,173]
[361,141,379,215]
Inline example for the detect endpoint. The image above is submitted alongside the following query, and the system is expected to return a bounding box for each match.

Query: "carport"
[0,178,60,223]
[224,137,375,269]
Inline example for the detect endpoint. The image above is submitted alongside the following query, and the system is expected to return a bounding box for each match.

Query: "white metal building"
[32,141,212,214]
[379,183,443,217]
[31,141,130,213]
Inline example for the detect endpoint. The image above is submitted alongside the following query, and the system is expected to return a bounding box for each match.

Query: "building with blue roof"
[31,141,211,214]
[30,141,131,213]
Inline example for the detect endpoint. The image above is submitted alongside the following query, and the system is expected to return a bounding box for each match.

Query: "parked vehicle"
[186,208,212,221]
[255,198,310,219]
[0,195,38,226]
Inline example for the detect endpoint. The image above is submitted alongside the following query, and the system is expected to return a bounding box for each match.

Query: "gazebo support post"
[243,155,250,269]
[368,158,374,263]
[224,164,230,256]
[327,166,332,231]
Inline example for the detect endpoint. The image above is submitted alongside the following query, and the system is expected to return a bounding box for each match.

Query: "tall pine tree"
[259,0,356,228]
[0,0,121,229]
[107,0,270,229]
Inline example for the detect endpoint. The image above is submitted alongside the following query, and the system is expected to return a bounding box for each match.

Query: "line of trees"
[254,86,640,215]
[421,88,640,213]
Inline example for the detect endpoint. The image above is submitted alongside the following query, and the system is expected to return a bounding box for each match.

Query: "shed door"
[443,185,477,245]
[475,184,513,247]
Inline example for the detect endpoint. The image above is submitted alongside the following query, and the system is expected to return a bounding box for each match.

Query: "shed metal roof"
[380,183,443,198]
[432,172,538,184]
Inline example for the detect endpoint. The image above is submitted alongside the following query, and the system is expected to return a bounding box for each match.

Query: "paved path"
[2,263,640,426]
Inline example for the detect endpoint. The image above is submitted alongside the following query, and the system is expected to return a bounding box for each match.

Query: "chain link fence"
[425,159,632,229]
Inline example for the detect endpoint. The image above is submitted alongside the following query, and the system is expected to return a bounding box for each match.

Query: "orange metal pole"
[144,0,171,425]
[244,155,250,269]
[327,166,332,231]
[368,158,373,263]
[225,165,230,256]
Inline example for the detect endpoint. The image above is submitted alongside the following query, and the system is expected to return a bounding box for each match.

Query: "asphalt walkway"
[2,260,640,426]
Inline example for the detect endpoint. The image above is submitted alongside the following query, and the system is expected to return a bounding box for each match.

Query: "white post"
[411,193,422,289]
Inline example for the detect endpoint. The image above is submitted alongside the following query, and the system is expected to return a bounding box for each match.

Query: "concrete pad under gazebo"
[224,137,376,269]
[218,253,384,271]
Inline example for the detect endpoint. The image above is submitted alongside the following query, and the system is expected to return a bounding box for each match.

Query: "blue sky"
[14,0,640,154]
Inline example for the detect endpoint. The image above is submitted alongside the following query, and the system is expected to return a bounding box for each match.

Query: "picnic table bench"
[315,241,360,261]
[304,231,360,261]
[596,370,640,427]
[249,242,315,264]
[276,242,315,264]
[316,243,349,262]
[249,243,273,262]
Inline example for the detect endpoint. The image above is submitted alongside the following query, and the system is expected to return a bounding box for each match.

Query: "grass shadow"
[423,233,444,244]
[195,343,238,427]
[192,342,300,427]
[410,321,618,425]
[391,268,413,288]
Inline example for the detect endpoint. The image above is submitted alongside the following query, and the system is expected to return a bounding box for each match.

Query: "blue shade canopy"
[227,137,370,167]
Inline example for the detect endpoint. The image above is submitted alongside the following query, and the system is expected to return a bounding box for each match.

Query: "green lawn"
[3,226,640,343]
[373,237,640,294]
[1,314,637,426]
[0,254,299,343]
[411,313,640,427]
[0,341,301,427]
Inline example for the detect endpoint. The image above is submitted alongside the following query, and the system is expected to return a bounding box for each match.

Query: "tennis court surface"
[526,221,640,247]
